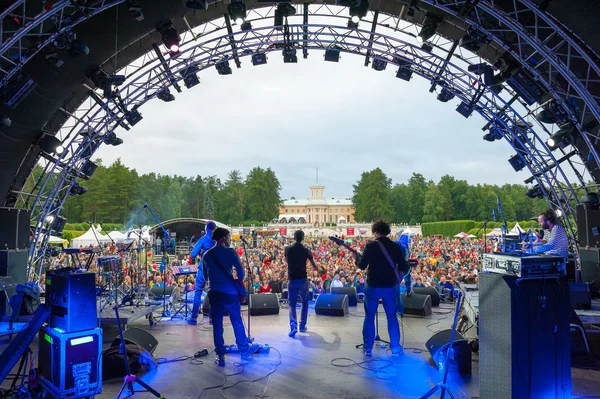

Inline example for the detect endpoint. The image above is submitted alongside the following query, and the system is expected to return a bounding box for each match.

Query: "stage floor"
[96,302,600,399]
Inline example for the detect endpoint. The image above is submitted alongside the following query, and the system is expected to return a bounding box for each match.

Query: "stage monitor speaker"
[479,273,571,399]
[579,248,600,297]
[402,292,432,316]
[47,270,97,333]
[249,293,280,315]
[426,329,472,374]
[150,285,176,298]
[202,293,228,316]
[576,203,600,247]
[569,282,592,310]
[413,287,440,306]
[111,327,158,355]
[331,286,357,306]
[0,207,30,250]
[315,293,348,316]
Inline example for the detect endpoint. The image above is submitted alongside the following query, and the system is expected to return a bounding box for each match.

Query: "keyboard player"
[526,209,569,261]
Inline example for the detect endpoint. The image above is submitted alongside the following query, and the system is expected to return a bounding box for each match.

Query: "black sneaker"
[216,354,225,367]
[288,328,298,338]
[299,326,307,333]
[241,343,260,361]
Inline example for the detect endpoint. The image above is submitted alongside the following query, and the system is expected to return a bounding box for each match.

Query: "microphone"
[240,236,249,246]
[492,208,497,222]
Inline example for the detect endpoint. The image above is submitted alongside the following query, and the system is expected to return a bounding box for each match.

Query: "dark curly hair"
[540,209,557,225]
[371,220,391,236]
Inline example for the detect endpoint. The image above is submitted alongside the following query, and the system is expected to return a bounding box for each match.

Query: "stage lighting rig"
[90,67,126,99]
[546,123,576,150]
[526,185,545,199]
[372,58,387,71]
[459,28,490,52]
[216,59,233,75]
[241,21,252,31]
[69,182,88,196]
[181,66,200,88]
[283,47,298,63]
[437,86,455,103]
[157,20,181,54]
[228,0,247,25]
[347,19,359,29]
[157,88,176,102]
[53,28,90,56]
[186,0,209,10]
[482,126,503,142]
[349,0,369,24]
[104,132,123,146]
[0,114,11,127]
[37,133,64,155]
[274,3,296,28]
[126,0,144,21]
[324,47,341,63]
[536,101,570,125]
[395,57,412,81]
[125,108,143,126]
[417,14,441,44]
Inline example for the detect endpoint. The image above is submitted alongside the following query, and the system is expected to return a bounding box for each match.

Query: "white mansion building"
[278,185,355,225]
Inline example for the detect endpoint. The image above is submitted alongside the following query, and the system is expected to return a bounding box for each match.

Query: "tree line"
[352,168,550,224]
[63,159,282,227]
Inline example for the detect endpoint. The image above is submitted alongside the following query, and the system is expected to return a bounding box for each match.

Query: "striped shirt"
[533,224,569,259]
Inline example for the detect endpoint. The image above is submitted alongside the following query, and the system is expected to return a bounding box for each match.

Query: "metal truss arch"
[24,18,585,280]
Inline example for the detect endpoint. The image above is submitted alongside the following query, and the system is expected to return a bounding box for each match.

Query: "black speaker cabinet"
[426,329,472,374]
[579,247,600,296]
[402,292,432,316]
[111,327,158,354]
[0,249,27,316]
[413,287,440,306]
[0,207,30,250]
[315,294,348,316]
[249,293,280,315]
[576,203,600,247]
[569,282,592,310]
[331,286,358,306]
[479,273,571,399]
[38,326,102,398]
[47,271,97,333]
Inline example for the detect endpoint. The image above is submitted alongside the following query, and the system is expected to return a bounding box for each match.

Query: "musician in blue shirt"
[187,221,216,325]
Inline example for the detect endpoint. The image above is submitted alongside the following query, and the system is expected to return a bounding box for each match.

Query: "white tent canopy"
[48,235,67,244]
[507,222,524,236]
[454,232,468,238]
[71,225,105,247]
[105,230,127,240]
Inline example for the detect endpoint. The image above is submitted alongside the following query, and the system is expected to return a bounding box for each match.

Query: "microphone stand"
[241,237,254,342]
[474,213,494,254]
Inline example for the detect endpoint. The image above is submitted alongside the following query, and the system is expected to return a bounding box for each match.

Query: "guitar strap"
[377,240,404,284]
[207,250,246,297]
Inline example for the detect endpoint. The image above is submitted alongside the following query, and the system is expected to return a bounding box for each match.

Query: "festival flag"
[347,228,355,236]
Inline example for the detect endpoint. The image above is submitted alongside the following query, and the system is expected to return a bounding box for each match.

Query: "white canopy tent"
[105,230,128,241]
[454,232,469,238]
[48,235,67,244]
[507,222,525,236]
[71,226,104,247]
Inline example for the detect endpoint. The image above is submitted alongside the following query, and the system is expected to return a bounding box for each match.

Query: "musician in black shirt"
[284,230,318,337]
[355,220,408,356]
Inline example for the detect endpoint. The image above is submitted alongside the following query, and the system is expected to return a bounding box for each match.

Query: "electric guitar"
[328,236,419,267]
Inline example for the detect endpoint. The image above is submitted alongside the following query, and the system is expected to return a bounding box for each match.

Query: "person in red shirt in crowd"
[259,278,271,293]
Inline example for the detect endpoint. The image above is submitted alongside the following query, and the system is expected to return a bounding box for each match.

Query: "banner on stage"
[347,228,355,236]
[279,228,287,236]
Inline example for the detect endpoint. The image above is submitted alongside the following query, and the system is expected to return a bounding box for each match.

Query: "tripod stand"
[114,305,164,399]
[356,309,390,350]
[419,290,463,399]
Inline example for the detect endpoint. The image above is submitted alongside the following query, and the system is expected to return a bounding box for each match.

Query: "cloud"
[95,52,523,200]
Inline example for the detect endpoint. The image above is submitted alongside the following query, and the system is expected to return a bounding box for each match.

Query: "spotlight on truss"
[324,47,341,63]
[483,126,503,142]
[1,114,11,127]
[228,0,246,25]
[69,182,88,196]
[216,60,233,75]
[38,134,64,155]
[372,58,387,71]
[90,68,126,99]
[347,19,359,29]
[126,109,143,126]
[546,123,576,150]
[105,132,123,146]
[349,0,368,23]
[251,53,267,66]
[241,21,252,31]
[417,14,440,44]
[68,40,90,57]
[437,86,455,103]
[395,58,412,81]
[456,102,473,118]
[536,101,570,125]
[126,0,144,21]
[274,3,296,28]
[459,33,481,52]
[508,154,526,172]
[181,66,200,88]
[157,20,181,54]
[157,88,176,102]
[526,185,545,199]
[283,47,298,63]
[185,0,208,10]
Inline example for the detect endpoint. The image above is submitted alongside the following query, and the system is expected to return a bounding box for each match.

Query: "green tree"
[352,168,393,222]
[407,173,427,224]
[244,167,281,221]
[201,182,215,220]
[422,182,445,222]
[390,183,410,224]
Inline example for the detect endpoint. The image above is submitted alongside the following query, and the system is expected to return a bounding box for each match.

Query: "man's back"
[285,242,313,280]
[356,237,408,288]
[203,246,243,295]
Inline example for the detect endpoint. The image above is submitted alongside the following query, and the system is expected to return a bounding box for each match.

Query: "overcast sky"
[95,52,526,200]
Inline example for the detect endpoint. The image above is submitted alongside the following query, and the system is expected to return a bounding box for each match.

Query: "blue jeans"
[288,278,310,331]
[209,290,250,355]
[189,269,205,320]
[362,284,401,352]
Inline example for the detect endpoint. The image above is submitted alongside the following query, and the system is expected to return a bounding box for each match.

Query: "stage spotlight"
[372,58,387,71]
[483,126,503,142]
[437,86,455,103]
[251,53,267,66]
[555,209,563,218]
[181,66,200,89]
[508,154,526,172]
[185,0,208,10]
[126,109,143,126]
[38,134,63,155]
[546,123,575,149]
[241,21,252,31]
[0,114,11,127]
[417,14,440,44]
[526,185,544,199]
[68,40,89,57]
[456,102,473,118]
[324,47,341,63]
[283,47,297,63]
[349,0,368,23]
[157,88,176,102]
[126,0,144,21]
[157,21,181,54]
[69,182,88,196]
[216,60,232,75]
[228,1,246,25]
[347,19,359,29]
[536,101,569,125]
[80,160,98,180]
[274,3,296,28]
[46,215,55,224]
[105,132,123,146]
[581,192,600,205]
[421,42,433,52]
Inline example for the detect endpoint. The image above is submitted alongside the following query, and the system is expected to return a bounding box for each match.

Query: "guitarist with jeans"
[353,220,409,357]
[203,228,259,366]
